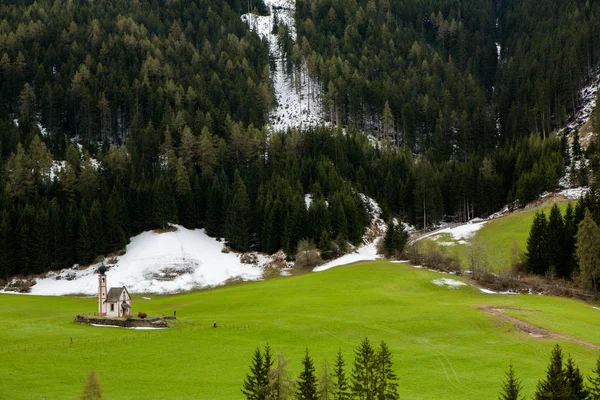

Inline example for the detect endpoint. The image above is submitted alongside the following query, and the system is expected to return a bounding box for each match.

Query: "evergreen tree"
[526,211,549,276]
[534,344,569,400]
[352,338,377,400]
[77,215,94,265]
[242,347,266,400]
[153,175,178,229]
[588,356,600,400]
[333,349,350,400]
[105,190,127,252]
[225,170,252,251]
[547,204,565,278]
[499,365,524,400]
[374,341,399,400]
[297,349,318,400]
[564,356,587,400]
[80,370,102,400]
[575,210,600,291]
[563,203,577,279]
[89,200,104,256]
[0,210,14,281]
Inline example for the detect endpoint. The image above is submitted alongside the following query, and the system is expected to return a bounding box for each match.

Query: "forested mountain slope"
[0,0,599,280]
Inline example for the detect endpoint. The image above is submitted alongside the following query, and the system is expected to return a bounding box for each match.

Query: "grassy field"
[1,261,599,399]
[425,201,573,271]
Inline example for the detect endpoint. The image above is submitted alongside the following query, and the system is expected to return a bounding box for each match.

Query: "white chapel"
[98,264,132,318]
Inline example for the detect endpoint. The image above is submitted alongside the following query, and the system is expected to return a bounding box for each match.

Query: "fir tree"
[297,349,318,400]
[526,211,549,275]
[333,349,350,400]
[588,356,600,399]
[242,347,266,400]
[77,215,94,265]
[499,365,524,400]
[547,204,565,278]
[352,338,377,400]
[225,170,252,251]
[534,344,569,400]
[374,341,399,400]
[564,356,587,400]
[80,370,102,400]
[89,200,104,256]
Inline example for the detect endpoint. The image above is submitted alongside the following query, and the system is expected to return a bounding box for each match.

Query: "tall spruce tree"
[534,344,569,400]
[225,170,252,251]
[333,349,350,400]
[588,356,600,399]
[242,347,266,400]
[564,356,588,400]
[547,204,565,278]
[297,349,318,400]
[499,365,524,400]
[351,338,377,400]
[374,341,399,400]
[526,211,549,275]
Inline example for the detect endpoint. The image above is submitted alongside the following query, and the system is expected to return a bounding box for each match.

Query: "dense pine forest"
[0,0,599,279]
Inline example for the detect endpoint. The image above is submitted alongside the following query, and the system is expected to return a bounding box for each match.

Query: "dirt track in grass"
[480,306,600,351]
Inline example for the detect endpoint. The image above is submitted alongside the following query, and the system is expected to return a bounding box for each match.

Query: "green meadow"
[425,201,573,271]
[1,261,599,399]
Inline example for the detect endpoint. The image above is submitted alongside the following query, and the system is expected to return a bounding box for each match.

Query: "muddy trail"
[480,306,600,351]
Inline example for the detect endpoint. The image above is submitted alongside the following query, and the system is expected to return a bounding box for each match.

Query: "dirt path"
[480,306,600,351]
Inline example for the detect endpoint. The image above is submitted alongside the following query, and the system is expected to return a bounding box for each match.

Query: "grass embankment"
[425,201,572,271]
[0,261,599,399]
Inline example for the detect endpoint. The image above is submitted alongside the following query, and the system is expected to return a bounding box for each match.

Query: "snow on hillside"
[5,194,388,294]
[559,70,599,138]
[415,220,487,244]
[242,0,324,131]
[11,225,267,296]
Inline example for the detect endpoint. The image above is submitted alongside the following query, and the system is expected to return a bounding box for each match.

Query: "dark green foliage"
[499,365,524,400]
[374,341,399,400]
[534,344,569,400]
[351,338,377,399]
[547,204,565,278]
[225,171,252,251]
[564,356,588,400]
[242,346,271,400]
[333,349,350,400]
[382,220,409,259]
[526,211,549,276]
[588,356,600,399]
[297,349,318,400]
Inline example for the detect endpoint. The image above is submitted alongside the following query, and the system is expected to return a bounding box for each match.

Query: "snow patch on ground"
[432,278,466,289]
[242,0,324,132]
[479,288,518,295]
[11,225,267,295]
[313,240,380,272]
[417,220,487,242]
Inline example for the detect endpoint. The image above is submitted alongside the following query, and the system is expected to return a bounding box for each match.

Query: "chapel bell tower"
[98,264,107,316]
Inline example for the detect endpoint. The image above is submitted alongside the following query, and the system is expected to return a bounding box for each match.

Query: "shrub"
[138,312,147,319]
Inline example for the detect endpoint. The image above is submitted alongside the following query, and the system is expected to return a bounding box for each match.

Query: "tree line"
[0,125,570,280]
[525,192,600,290]
[241,338,398,400]
[499,344,600,400]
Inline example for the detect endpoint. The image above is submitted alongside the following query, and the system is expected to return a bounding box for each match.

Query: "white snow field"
[313,241,380,272]
[416,220,488,243]
[242,0,324,132]
[17,225,266,296]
